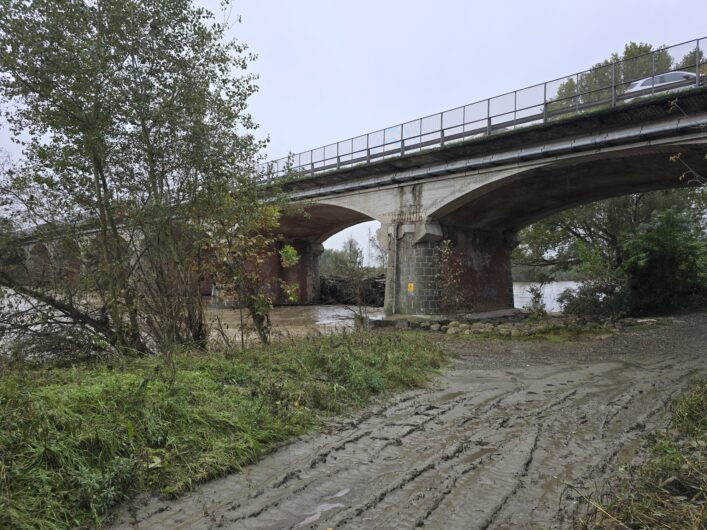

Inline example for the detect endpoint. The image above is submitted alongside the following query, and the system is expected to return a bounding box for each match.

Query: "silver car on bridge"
[624,70,698,100]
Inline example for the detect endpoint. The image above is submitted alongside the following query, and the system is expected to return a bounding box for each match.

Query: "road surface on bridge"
[112,315,707,529]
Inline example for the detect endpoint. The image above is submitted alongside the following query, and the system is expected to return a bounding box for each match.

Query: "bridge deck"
[282,87,707,197]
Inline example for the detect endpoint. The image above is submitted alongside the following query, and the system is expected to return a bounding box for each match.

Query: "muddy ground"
[112,314,707,530]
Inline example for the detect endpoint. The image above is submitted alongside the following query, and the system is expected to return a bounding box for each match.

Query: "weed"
[576,379,707,529]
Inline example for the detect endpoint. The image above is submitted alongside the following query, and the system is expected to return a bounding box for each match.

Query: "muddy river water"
[112,314,707,529]
[205,282,578,341]
[205,304,385,343]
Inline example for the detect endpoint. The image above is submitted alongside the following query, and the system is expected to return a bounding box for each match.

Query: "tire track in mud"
[220,390,517,528]
[111,315,707,530]
[492,364,700,529]
[167,390,451,525]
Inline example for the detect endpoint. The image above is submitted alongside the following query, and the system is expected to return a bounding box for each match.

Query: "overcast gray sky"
[3,1,706,259]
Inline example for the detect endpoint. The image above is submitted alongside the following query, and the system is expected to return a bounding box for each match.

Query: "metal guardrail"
[261,37,707,180]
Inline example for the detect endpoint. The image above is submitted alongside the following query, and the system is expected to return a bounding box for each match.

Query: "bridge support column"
[385,221,516,316]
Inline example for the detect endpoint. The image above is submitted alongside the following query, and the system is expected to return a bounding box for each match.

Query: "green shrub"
[558,278,629,320]
[622,210,707,315]
[523,283,548,319]
[559,210,707,319]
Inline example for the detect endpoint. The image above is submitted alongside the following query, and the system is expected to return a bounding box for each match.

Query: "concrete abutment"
[384,221,516,316]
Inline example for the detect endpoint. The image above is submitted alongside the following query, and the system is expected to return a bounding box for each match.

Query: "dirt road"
[112,314,707,529]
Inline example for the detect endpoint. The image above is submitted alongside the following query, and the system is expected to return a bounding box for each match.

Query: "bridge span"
[13,40,707,317]
[265,38,707,315]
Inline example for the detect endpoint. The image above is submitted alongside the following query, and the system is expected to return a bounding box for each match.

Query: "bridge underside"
[441,145,704,231]
[384,145,705,315]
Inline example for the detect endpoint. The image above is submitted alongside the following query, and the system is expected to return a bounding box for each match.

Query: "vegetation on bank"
[579,379,707,529]
[0,332,443,529]
[558,210,707,319]
[515,202,707,320]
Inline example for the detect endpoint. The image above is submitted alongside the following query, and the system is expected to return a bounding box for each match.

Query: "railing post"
[486,99,491,135]
[610,62,616,107]
[697,40,701,87]
[462,104,466,137]
[575,73,579,114]
[513,90,517,127]
[651,53,656,95]
[366,134,370,163]
[440,113,444,146]
[543,82,547,123]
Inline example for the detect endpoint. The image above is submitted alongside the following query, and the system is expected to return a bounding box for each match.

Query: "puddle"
[462,446,497,464]
[325,488,351,500]
[295,502,346,528]
[435,391,466,403]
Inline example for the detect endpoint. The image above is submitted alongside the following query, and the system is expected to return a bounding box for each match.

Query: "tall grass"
[0,331,443,529]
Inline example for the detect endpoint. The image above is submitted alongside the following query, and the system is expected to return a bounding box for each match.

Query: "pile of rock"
[374,311,662,338]
[389,314,630,338]
[410,318,562,337]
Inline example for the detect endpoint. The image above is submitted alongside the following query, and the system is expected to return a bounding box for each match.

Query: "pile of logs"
[320,275,385,307]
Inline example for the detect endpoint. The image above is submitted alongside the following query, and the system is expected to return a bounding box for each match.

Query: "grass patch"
[517,329,614,342]
[0,331,443,529]
[450,328,612,343]
[630,319,673,332]
[577,379,707,529]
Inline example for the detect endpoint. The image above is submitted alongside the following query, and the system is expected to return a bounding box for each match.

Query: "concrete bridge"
[266,38,707,315]
[12,39,707,316]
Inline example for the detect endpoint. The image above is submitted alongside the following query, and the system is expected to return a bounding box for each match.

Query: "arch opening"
[271,203,380,306]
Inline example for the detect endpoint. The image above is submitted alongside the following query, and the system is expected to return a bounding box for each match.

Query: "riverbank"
[110,313,707,529]
[0,332,443,529]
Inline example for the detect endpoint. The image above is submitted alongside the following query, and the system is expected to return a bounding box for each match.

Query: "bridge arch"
[279,202,376,244]
[427,142,705,232]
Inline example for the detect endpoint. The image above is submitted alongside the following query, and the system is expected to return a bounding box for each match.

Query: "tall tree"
[369,226,388,271]
[320,236,364,276]
[620,42,672,86]
[0,0,266,355]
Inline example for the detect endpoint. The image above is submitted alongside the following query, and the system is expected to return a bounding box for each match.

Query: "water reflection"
[513,281,578,313]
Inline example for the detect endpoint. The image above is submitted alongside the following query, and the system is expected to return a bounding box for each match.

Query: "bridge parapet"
[262,36,706,182]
